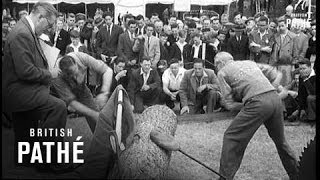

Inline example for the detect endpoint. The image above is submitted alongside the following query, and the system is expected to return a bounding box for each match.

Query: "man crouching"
[51,52,113,132]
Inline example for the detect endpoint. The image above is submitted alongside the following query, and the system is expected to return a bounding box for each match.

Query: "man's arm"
[127,70,137,105]
[117,34,125,57]
[11,33,52,84]
[69,100,99,121]
[153,38,160,65]
[162,71,172,95]
[217,71,243,111]
[179,71,189,108]
[257,63,282,89]
[95,29,104,57]
[148,70,161,90]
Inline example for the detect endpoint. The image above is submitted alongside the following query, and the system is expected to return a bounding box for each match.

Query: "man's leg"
[134,92,145,113]
[306,95,316,121]
[77,85,100,132]
[219,93,274,180]
[38,95,68,165]
[206,90,220,113]
[263,92,299,179]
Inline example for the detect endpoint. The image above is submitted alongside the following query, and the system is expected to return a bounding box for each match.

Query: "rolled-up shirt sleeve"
[256,63,278,83]
[76,52,108,74]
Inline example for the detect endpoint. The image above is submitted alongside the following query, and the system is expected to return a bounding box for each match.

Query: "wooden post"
[108,105,178,179]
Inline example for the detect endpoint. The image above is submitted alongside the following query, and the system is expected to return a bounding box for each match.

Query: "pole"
[85,3,87,18]
[27,3,29,13]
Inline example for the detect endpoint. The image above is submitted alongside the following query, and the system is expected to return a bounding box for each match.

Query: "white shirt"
[128,30,135,41]
[176,41,187,61]
[304,69,315,82]
[25,15,35,34]
[70,43,83,53]
[162,67,186,91]
[140,68,151,86]
[193,41,202,58]
[258,29,268,40]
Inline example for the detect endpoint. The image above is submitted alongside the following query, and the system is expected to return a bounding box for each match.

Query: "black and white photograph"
[2,0,316,179]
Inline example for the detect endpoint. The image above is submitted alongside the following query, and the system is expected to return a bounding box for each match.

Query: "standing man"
[214,52,299,180]
[117,19,138,68]
[272,17,297,86]
[64,13,76,32]
[227,24,249,60]
[2,2,68,170]
[249,15,274,64]
[154,20,164,38]
[133,23,160,69]
[51,19,71,56]
[96,11,123,62]
[135,14,146,36]
[179,58,221,115]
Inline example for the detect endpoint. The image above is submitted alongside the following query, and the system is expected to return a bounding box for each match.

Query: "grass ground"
[2,112,316,179]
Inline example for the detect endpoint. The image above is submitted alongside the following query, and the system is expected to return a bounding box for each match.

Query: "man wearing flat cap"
[226,24,249,60]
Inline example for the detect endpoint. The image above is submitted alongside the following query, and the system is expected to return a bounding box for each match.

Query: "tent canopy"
[13,0,235,5]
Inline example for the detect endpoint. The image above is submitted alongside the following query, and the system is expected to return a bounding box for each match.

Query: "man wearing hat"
[226,24,249,60]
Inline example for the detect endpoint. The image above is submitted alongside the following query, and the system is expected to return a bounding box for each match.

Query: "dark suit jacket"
[227,35,249,60]
[298,75,316,111]
[117,30,139,62]
[160,42,170,61]
[167,34,179,46]
[127,68,161,104]
[96,24,123,57]
[169,42,192,69]
[50,29,71,56]
[2,17,52,112]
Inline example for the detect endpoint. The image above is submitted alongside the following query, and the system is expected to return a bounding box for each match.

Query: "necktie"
[108,25,111,36]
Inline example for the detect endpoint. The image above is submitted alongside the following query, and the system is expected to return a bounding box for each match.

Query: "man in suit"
[133,23,160,68]
[51,19,71,56]
[117,19,139,68]
[153,20,164,38]
[127,57,161,113]
[227,24,250,60]
[159,32,170,61]
[167,23,179,46]
[64,13,76,32]
[110,56,130,92]
[179,58,221,115]
[169,29,192,69]
[2,2,68,171]
[135,14,146,36]
[96,11,123,61]
[249,16,275,64]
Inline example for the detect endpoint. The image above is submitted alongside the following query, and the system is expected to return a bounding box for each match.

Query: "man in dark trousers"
[127,57,161,113]
[96,11,123,63]
[214,52,299,180]
[2,2,68,172]
[227,24,249,60]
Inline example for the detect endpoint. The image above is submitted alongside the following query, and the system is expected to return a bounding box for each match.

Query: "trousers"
[12,95,67,166]
[219,91,299,180]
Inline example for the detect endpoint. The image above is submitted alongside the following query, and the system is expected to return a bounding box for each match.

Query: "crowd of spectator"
[2,5,316,123]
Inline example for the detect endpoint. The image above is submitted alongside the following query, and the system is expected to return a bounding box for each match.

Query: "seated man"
[109,56,130,92]
[127,57,161,113]
[51,52,113,132]
[162,58,186,109]
[288,58,316,122]
[179,58,221,114]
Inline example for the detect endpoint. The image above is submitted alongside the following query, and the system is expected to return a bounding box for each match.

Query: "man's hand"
[169,92,176,101]
[261,46,272,53]
[299,110,307,120]
[250,42,261,47]
[206,84,216,90]
[141,85,150,91]
[115,70,127,81]
[197,84,207,93]
[49,68,61,78]
[96,93,109,110]
[101,54,108,62]
[180,106,190,115]
[128,59,137,65]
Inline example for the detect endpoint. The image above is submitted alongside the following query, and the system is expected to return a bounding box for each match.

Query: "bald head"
[214,52,234,72]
